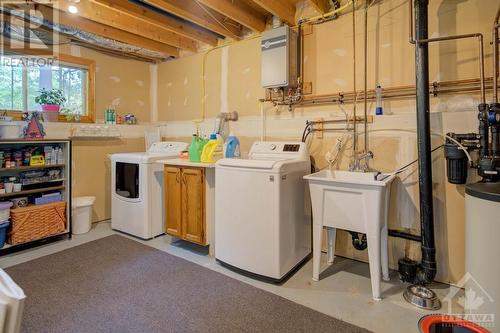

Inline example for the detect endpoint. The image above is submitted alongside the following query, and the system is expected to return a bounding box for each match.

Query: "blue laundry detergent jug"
[224,133,240,158]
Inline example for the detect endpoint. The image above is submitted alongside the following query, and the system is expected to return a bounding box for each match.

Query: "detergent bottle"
[224,132,240,158]
[188,134,206,162]
[201,134,223,163]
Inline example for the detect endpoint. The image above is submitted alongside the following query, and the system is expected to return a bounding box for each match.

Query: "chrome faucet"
[349,151,374,172]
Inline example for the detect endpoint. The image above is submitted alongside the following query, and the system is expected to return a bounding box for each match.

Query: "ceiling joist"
[196,0,266,32]
[40,0,193,52]
[308,0,331,14]
[145,0,243,40]
[91,0,218,47]
[250,0,296,26]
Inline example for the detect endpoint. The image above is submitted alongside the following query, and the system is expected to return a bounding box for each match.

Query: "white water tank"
[465,182,500,331]
[72,196,96,235]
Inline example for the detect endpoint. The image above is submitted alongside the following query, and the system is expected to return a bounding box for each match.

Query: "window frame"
[1,52,96,123]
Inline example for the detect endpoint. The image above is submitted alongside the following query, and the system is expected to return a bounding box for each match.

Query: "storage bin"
[0,202,13,221]
[0,220,9,248]
[8,201,66,245]
[34,193,62,205]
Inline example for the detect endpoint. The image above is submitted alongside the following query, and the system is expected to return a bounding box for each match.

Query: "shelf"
[0,185,65,199]
[0,231,71,255]
[0,164,65,172]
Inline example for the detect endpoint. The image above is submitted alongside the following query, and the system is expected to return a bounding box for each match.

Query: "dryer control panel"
[148,141,188,154]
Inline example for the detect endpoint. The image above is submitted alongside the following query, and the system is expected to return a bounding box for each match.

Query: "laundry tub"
[0,269,26,333]
[72,196,96,235]
[304,169,395,300]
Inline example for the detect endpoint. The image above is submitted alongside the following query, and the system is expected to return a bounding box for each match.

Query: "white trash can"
[0,269,26,333]
[72,196,96,235]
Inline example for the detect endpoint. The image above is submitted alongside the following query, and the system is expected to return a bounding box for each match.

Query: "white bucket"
[72,196,96,235]
[0,122,21,139]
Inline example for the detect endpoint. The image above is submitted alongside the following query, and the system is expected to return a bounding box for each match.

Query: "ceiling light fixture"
[68,4,78,14]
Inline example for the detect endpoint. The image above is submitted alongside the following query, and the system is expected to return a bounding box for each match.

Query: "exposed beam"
[34,5,179,57]
[145,0,242,40]
[250,0,295,26]
[91,0,218,46]
[42,0,196,52]
[308,0,331,14]
[196,0,266,32]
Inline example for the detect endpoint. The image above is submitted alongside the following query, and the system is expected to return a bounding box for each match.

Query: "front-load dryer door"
[114,162,141,202]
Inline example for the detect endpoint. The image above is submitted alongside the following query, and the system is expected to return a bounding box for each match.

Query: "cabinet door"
[164,166,182,237]
[181,168,205,245]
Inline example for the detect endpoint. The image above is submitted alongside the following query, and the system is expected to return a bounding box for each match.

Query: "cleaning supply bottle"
[224,132,240,158]
[375,84,383,115]
[201,134,223,163]
[188,134,205,162]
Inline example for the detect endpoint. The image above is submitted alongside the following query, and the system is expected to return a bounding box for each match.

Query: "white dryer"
[215,141,311,282]
[111,142,187,239]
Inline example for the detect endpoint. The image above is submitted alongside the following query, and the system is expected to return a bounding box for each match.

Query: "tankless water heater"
[261,25,298,89]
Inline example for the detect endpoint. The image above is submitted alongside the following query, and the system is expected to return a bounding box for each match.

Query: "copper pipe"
[363,0,369,157]
[493,4,500,103]
[416,33,485,104]
[409,0,415,44]
[352,0,358,163]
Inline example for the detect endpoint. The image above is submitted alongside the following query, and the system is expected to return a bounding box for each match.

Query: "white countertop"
[156,158,216,168]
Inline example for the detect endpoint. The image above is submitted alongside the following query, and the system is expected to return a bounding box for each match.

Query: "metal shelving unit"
[0,139,72,256]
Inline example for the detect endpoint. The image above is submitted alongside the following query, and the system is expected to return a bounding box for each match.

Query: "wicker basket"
[8,201,66,245]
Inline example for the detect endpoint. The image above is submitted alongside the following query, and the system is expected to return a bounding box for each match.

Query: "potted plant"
[60,107,81,122]
[35,89,67,122]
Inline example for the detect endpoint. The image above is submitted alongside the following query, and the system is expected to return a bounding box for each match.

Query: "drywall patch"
[167,82,173,88]
[167,99,171,107]
[242,67,251,75]
[183,97,188,106]
[334,48,347,57]
[245,91,251,100]
[220,46,229,113]
[111,98,120,106]
[136,80,144,87]
[70,45,81,57]
[110,76,121,83]
[334,78,347,87]
[137,100,145,107]
[183,77,188,85]
[381,43,391,48]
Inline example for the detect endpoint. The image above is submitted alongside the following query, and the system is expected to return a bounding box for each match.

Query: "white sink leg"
[367,232,382,301]
[312,223,323,282]
[327,227,336,264]
[381,223,390,281]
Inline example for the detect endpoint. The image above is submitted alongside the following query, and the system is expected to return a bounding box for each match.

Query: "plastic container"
[188,135,207,163]
[201,134,223,163]
[0,220,9,248]
[375,84,383,115]
[0,202,13,221]
[224,133,240,158]
[72,196,96,235]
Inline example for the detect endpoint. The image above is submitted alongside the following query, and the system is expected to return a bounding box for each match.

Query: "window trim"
[1,52,96,123]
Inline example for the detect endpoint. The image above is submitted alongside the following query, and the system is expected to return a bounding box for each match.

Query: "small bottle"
[375,84,383,115]
[57,148,64,164]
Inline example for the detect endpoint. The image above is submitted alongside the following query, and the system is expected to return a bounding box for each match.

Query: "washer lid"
[217,158,287,170]
[465,182,500,202]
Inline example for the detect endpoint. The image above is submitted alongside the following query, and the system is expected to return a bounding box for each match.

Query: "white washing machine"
[111,141,187,239]
[215,141,311,282]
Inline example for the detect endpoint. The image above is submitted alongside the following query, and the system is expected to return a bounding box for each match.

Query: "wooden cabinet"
[164,166,205,245]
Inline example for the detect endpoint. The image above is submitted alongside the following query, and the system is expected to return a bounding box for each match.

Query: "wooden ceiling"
[3,0,334,61]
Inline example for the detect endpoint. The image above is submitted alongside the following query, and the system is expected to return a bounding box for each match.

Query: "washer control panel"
[249,142,308,160]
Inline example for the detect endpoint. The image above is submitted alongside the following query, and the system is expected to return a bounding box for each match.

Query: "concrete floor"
[0,221,463,333]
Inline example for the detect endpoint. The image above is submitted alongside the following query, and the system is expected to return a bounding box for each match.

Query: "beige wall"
[156,0,499,285]
[52,45,151,222]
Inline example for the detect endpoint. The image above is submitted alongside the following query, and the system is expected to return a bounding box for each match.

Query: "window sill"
[1,111,94,123]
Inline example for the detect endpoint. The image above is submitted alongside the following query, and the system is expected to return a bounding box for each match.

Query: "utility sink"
[304,169,395,300]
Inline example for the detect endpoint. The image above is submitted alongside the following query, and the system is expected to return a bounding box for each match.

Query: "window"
[0,53,95,122]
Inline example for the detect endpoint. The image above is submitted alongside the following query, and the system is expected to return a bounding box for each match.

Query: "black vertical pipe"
[414,0,437,283]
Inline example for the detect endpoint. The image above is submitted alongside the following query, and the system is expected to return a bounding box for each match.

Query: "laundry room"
[0,0,499,332]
